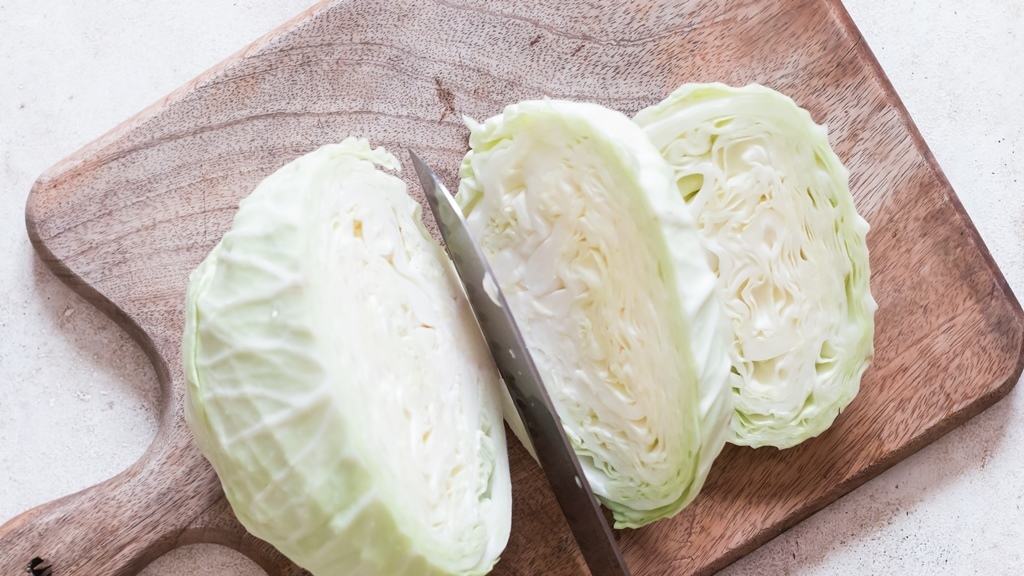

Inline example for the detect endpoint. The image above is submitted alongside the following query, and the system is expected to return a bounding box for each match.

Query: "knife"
[409,151,630,576]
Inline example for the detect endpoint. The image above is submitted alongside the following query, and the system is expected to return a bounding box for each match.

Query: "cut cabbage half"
[458,100,733,528]
[635,83,877,449]
[183,139,511,575]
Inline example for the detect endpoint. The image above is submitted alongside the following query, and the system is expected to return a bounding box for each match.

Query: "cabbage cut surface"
[636,84,877,449]
[184,139,511,575]
[459,100,733,528]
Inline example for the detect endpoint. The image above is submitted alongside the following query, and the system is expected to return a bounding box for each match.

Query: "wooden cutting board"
[3,0,1021,574]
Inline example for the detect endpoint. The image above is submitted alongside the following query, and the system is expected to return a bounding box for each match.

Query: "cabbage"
[183,139,511,575]
[635,83,877,449]
[458,100,733,528]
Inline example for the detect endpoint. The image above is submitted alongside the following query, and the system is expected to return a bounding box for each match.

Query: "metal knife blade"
[408,151,630,576]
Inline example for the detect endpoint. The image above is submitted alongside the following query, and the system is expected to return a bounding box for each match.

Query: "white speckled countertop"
[1,1,1021,574]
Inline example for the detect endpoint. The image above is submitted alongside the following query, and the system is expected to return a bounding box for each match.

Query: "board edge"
[25,1,330,205]
[825,0,1024,334]
[699,1,1024,573]
[13,0,333,565]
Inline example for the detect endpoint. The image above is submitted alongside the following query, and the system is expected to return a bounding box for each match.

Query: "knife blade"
[408,151,630,576]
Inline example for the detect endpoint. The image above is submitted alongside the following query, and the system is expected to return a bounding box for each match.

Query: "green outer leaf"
[184,139,511,575]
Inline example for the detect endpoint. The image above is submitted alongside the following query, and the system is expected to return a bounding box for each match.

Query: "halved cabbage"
[183,139,511,575]
[458,100,733,528]
[635,83,877,449]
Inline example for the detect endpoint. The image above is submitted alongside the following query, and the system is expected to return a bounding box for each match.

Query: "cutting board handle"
[0,416,304,576]
[0,423,220,575]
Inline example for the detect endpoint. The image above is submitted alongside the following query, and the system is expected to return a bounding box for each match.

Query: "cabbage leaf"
[458,100,733,527]
[636,84,877,449]
[184,139,511,575]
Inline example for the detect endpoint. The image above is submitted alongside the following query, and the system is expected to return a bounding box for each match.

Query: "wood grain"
[3,0,1022,574]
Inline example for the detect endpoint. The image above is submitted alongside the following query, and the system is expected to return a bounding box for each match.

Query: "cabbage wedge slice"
[184,139,511,575]
[459,100,733,528]
[636,83,877,449]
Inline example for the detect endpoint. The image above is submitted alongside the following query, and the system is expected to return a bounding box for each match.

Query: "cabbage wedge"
[635,84,877,449]
[458,100,733,528]
[184,139,511,575]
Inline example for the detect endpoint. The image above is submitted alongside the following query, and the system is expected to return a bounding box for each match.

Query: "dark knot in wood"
[26,557,52,576]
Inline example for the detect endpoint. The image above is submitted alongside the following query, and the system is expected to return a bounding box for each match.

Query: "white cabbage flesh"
[183,139,511,575]
[635,83,877,449]
[458,100,733,528]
